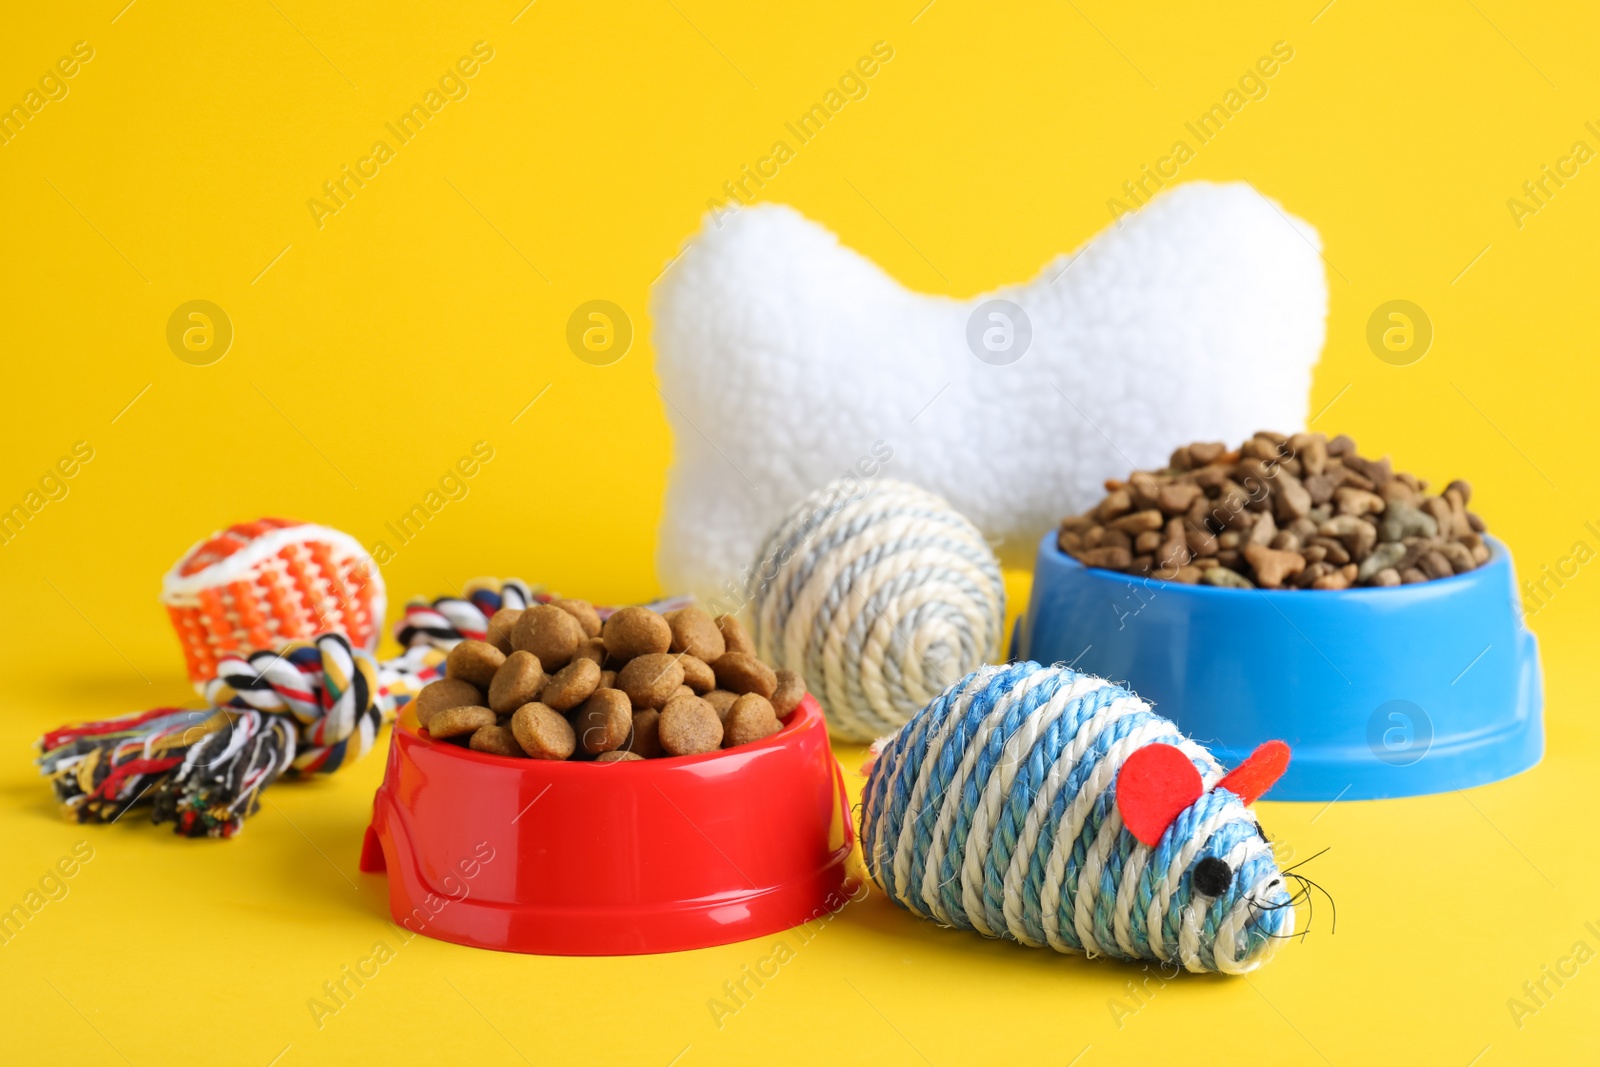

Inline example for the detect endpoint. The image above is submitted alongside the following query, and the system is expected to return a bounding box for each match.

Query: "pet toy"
[161,518,384,684]
[38,513,693,837]
[750,478,1004,742]
[652,181,1327,602]
[35,577,541,837]
[39,517,518,835]
[860,661,1298,974]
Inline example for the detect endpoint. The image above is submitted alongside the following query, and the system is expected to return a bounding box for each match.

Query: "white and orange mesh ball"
[161,518,385,685]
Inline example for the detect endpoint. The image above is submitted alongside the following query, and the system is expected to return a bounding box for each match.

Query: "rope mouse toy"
[860,661,1301,974]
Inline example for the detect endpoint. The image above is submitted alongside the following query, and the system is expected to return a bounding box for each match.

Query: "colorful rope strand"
[36,578,539,838]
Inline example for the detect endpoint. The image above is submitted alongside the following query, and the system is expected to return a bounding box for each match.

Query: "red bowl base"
[360,694,854,955]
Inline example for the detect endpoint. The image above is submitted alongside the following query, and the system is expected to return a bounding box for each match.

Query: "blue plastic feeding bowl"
[1014,531,1543,800]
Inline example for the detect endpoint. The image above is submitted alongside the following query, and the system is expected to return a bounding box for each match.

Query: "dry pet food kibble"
[574,637,606,667]
[485,608,522,654]
[511,703,576,760]
[703,689,738,720]
[723,693,781,747]
[573,689,632,755]
[469,724,522,757]
[617,653,684,709]
[602,606,672,660]
[1057,432,1494,590]
[712,652,777,698]
[630,708,664,758]
[540,658,601,712]
[421,600,808,764]
[717,613,756,656]
[488,651,545,714]
[677,653,716,694]
[429,705,496,739]
[659,694,723,756]
[446,639,506,688]
[513,604,585,670]
[413,678,484,729]
[552,598,602,638]
[666,606,726,661]
[771,670,806,716]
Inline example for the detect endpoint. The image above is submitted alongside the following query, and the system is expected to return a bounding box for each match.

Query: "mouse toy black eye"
[1192,856,1234,897]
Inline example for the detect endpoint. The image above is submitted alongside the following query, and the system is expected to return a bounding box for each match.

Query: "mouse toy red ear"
[1215,740,1291,805]
[1116,743,1204,846]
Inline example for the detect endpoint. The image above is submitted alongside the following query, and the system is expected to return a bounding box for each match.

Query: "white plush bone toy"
[652,180,1326,603]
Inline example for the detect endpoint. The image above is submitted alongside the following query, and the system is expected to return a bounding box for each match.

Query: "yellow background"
[3,1,1599,1064]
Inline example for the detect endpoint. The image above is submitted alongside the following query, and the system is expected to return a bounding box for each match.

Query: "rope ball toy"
[860,661,1300,974]
[161,518,385,685]
[751,478,1006,742]
[36,516,555,836]
[39,515,694,838]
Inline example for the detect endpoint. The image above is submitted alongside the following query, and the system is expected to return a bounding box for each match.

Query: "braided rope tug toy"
[35,581,548,836]
[860,662,1298,974]
[35,518,611,837]
[752,478,1006,742]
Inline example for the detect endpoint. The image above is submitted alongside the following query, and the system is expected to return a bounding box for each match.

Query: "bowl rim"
[1039,529,1508,599]
[403,692,820,771]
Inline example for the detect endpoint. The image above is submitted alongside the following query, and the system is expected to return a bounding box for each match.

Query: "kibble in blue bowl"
[1015,431,1543,800]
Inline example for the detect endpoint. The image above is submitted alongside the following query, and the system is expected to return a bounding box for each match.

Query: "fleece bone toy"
[861,662,1298,974]
[652,180,1326,603]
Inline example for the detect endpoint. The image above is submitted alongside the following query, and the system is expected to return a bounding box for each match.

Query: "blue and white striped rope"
[861,662,1297,974]
[753,478,1005,742]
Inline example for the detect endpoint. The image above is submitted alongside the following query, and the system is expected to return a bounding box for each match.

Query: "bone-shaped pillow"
[651,181,1326,604]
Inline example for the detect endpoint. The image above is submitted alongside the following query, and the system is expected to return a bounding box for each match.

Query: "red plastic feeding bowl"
[360,694,853,955]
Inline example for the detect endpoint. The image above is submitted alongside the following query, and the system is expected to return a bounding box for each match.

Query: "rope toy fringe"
[752,478,1006,742]
[860,662,1297,974]
[35,579,539,838]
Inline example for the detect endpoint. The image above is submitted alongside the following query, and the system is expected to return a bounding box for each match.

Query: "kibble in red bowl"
[362,600,852,955]
[412,601,808,761]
